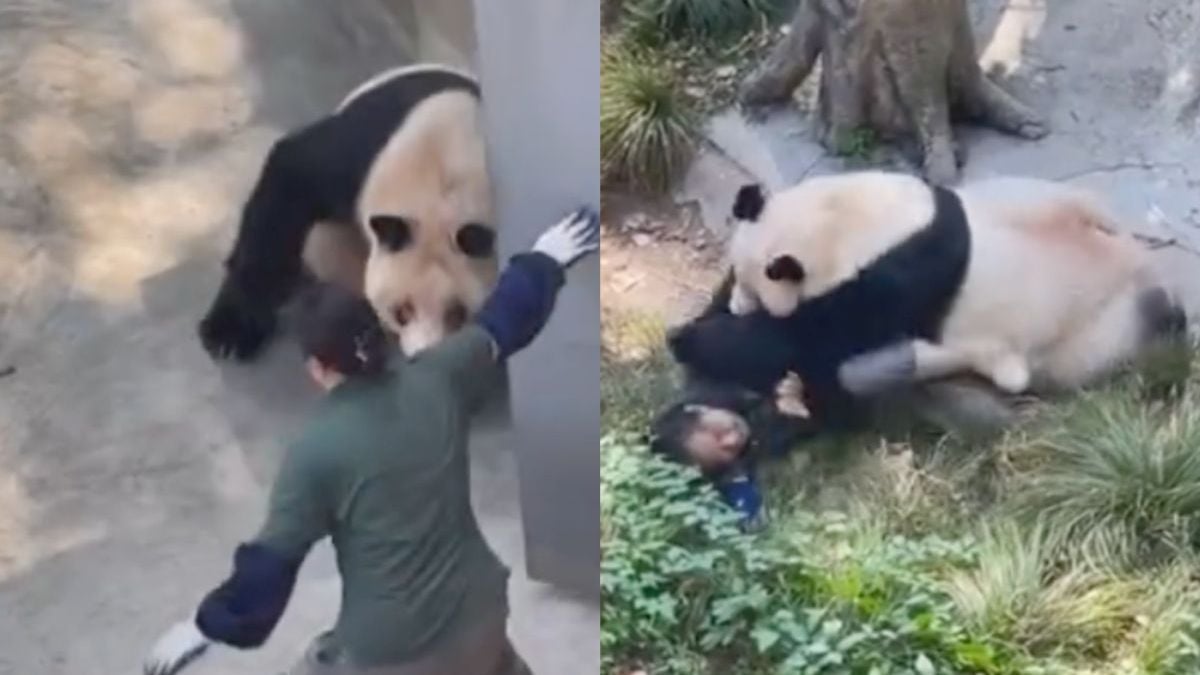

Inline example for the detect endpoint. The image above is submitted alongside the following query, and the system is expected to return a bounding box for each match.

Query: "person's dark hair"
[647,401,704,467]
[295,282,390,377]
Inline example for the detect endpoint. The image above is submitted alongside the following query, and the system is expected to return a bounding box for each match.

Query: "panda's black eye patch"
[369,215,413,252]
[766,255,805,283]
[455,223,495,258]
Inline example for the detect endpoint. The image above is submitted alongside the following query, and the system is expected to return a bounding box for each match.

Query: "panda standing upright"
[199,64,498,361]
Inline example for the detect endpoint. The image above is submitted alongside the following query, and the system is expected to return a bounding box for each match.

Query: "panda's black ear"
[370,215,413,252]
[732,183,765,222]
[765,255,805,283]
[455,223,496,258]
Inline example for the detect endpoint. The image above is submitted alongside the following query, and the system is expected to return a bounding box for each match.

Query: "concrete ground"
[678,0,1200,324]
[0,1,597,674]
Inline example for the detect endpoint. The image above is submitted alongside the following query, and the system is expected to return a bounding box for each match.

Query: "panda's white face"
[728,172,937,318]
[363,215,497,355]
[358,88,498,356]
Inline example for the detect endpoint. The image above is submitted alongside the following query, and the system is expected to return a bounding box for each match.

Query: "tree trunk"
[739,0,1047,185]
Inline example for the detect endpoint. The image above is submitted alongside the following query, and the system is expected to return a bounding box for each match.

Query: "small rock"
[0,366,15,379]
[632,233,653,247]
[715,65,737,78]
[1064,23,1076,31]
[684,86,706,98]
[621,213,651,233]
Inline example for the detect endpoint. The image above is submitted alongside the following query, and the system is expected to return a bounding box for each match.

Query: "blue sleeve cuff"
[474,252,564,360]
[195,542,302,649]
[715,471,764,530]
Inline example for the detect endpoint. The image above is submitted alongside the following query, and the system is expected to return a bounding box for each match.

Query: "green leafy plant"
[600,435,1025,675]
[601,41,701,194]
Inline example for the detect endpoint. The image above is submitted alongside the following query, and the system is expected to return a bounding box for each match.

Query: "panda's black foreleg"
[199,137,323,361]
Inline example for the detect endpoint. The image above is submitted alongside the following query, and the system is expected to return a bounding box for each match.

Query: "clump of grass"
[1124,559,1200,674]
[832,127,879,161]
[601,309,679,432]
[625,0,792,44]
[842,439,988,537]
[1007,381,1200,557]
[601,41,701,194]
[944,520,1140,660]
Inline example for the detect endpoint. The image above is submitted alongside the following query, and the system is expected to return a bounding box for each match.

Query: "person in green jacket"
[143,206,599,675]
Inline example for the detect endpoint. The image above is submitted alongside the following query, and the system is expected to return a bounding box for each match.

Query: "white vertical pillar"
[469,0,600,595]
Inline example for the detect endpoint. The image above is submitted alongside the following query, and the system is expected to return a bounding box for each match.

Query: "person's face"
[683,405,751,472]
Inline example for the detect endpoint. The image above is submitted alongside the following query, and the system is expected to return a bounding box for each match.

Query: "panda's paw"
[198,295,277,361]
[991,355,1031,394]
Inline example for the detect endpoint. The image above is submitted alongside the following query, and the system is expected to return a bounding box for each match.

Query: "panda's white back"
[940,176,1157,380]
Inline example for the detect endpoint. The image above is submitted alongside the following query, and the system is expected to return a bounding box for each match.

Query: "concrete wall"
[470,1,602,596]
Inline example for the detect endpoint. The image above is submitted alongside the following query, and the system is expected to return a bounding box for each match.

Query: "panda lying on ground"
[199,64,498,361]
[725,171,1189,396]
[657,170,1189,529]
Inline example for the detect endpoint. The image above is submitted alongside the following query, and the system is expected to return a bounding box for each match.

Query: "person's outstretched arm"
[142,441,333,675]
[415,205,599,408]
[477,204,599,360]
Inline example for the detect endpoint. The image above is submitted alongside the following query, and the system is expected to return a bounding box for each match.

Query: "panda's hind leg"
[838,339,1028,396]
[915,339,1030,394]
[1036,286,1156,391]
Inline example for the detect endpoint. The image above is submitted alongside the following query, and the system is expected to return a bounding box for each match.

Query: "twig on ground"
[1132,233,1200,258]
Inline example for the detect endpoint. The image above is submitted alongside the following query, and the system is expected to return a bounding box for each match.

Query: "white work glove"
[144,619,212,675]
[532,206,600,269]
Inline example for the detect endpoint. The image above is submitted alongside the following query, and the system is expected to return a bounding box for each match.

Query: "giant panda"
[723,170,1189,397]
[198,64,497,361]
[667,178,997,431]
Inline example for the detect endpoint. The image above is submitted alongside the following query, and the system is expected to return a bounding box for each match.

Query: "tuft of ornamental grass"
[1006,379,1200,559]
[1123,557,1200,674]
[601,41,701,195]
[944,520,1141,661]
[624,0,793,44]
[601,308,679,433]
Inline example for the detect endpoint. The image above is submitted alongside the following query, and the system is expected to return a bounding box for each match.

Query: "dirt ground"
[0,2,597,674]
[599,199,723,328]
